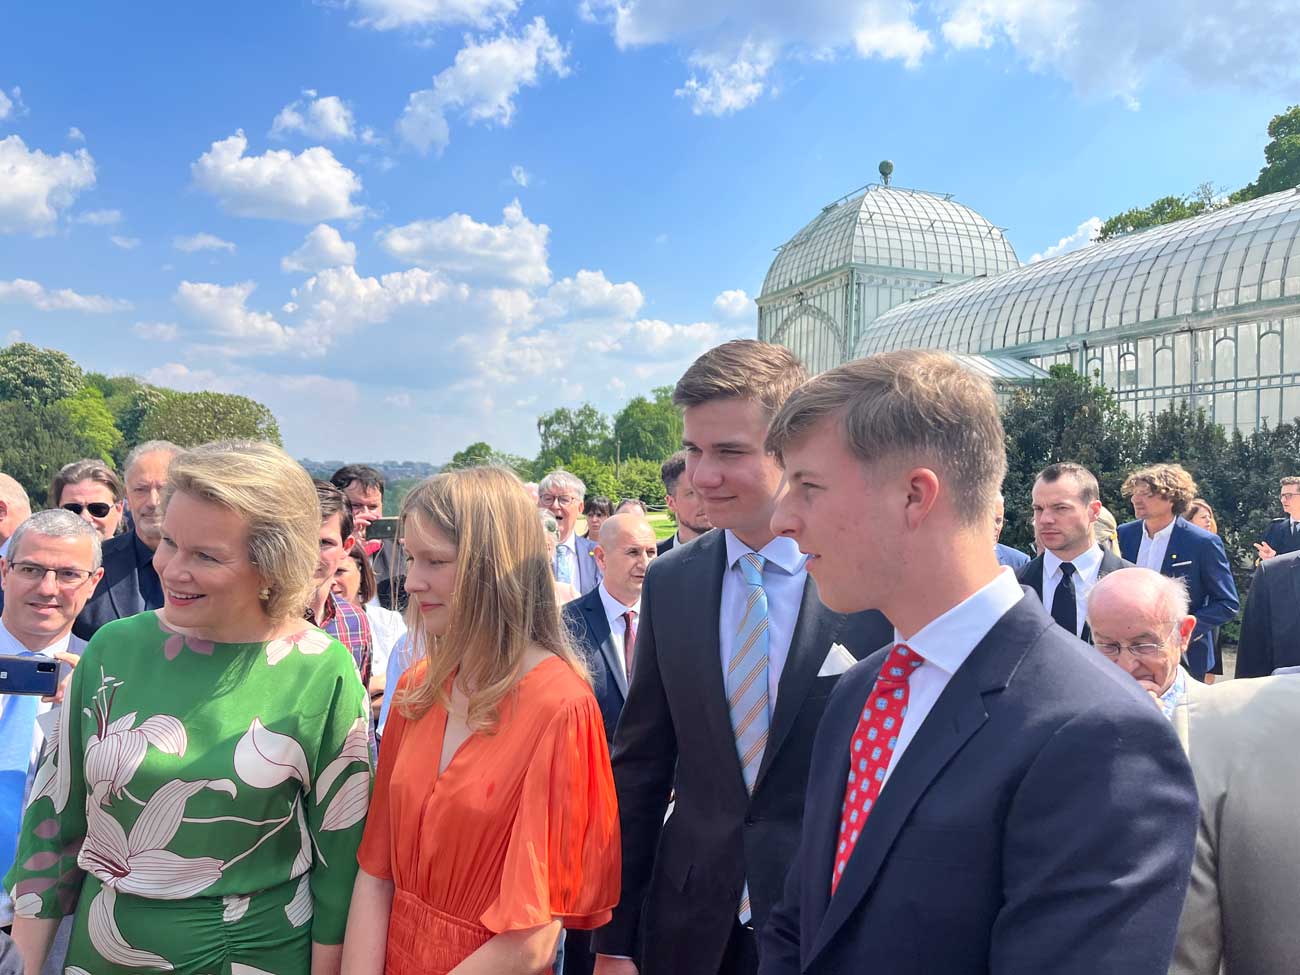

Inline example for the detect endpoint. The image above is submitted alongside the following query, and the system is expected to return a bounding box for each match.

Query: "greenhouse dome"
[757,179,1019,375]
[856,186,1300,430]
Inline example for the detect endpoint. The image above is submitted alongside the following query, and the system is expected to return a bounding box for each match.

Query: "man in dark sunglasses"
[49,459,125,541]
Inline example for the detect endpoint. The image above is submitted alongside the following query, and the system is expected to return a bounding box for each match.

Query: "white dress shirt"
[554,529,580,584]
[1136,519,1175,571]
[597,582,640,682]
[364,599,407,681]
[881,568,1025,787]
[1042,544,1104,637]
[720,531,807,710]
[0,620,73,766]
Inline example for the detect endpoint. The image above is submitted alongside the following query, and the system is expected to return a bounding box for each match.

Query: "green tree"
[564,454,620,501]
[1234,105,1300,201]
[86,373,168,455]
[53,386,124,463]
[617,457,666,507]
[0,342,85,407]
[137,390,282,446]
[0,401,95,501]
[446,441,532,477]
[613,386,682,462]
[536,403,613,469]
[1096,194,1209,242]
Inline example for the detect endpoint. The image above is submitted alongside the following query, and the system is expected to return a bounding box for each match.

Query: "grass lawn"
[579,511,676,541]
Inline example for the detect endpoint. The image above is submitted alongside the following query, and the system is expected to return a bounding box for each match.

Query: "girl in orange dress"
[342,467,620,975]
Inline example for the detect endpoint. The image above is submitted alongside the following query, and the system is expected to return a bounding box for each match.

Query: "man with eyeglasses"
[1254,475,1300,560]
[0,509,101,969]
[538,470,601,595]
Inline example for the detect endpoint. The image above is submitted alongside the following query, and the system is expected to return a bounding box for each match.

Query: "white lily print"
[265,628,333,667]
[80,778,231,898]
[88,885,174,971]
[235,718,312,791]
[85,712,188,803]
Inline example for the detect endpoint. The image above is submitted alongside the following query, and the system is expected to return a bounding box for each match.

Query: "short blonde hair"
[1122,464,1198,516]
[397,466,589,732]
[165,441,319,623]
[766,349,1007,527]
[673,339,807,421]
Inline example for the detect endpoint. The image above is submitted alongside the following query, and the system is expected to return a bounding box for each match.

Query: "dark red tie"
[831,642,924,895]
[622,610,637,675]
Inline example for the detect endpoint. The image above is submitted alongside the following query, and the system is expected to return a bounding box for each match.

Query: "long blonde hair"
[396,466,589,732]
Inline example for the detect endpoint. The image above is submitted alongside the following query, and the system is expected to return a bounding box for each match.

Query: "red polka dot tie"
[830,642,924,896]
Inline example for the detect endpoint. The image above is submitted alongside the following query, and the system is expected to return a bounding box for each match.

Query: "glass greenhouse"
[757,183,1019,374]
[763,181,1300,432]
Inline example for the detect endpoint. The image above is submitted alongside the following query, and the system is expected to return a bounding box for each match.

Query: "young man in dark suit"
[1017,462,1131,642]
[759,350,1197,975]
[592,341,893,975]
[1234,549,1300,677]
[1116,464,1239,679]
[1254,475,1300,560]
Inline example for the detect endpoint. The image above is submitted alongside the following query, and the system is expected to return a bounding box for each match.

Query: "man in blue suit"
[540,470,602,594]
[1117,464,1239,680]
[759,350,1198,975]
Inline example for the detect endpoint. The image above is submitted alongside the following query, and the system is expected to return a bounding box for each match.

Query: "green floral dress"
[3,612,372,974]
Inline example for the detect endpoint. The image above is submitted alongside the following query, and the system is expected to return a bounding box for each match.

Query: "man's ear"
[344,535,355,554]
[593,545,607,572]
[1178,615,1198,645]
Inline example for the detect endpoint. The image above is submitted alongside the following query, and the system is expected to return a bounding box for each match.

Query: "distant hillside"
[299,459,442,482]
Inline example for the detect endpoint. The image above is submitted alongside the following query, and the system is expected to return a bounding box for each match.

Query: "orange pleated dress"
[358,656,621,975]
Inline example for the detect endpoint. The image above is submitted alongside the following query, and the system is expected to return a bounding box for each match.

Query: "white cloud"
[282,224,358,273]
[0,90,10,121]
[349,0,520,30]
[379,198,550,287]
[712,288,753,318]
[133,321,180,341]
[0,277,130,313]
[175,280,295,353]
[510,164,530,187]
[3,329,20,344]
[110,235,141,250]
[72,208,121,226]
[0,87,25,122]
[940,0,1300,106]
[586,0,930,114]
[541,270,644,319]
[191,130,365,223]
[174,232,237,254]
[1030,215,1101,263]
[397,17,569,155]
[0,135,96,235]
[67,126,85,142]
[270,91,357,141]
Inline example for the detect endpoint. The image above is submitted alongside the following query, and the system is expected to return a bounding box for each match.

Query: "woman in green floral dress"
[4,442,372,975]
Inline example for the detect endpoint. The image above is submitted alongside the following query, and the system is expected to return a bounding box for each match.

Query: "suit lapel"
[807,594,1043,968]
[1020,556,1045,599]
[1164,520,1190,576]
[582,594,627,698]
[753,578,835,792]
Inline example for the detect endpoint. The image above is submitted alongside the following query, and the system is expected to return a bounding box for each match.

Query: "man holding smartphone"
[0,509,101,958]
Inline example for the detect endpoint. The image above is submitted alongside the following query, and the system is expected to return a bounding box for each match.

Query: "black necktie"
[1052,562,1078,636]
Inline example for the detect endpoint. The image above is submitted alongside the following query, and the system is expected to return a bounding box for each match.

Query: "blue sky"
[1,0,1293,461]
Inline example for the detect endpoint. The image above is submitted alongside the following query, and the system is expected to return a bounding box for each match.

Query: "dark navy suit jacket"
[72,531,162,641]
[759,593,1198,975]
[1117,517,1239,677]
[1263,517,1300,557]
[562,585,628,744]
[1235,550,1300,677]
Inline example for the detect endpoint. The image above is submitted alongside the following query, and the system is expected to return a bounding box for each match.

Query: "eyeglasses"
[539,494,578,507]
[7,561,95,587]
[1092,624,1180,661]
[1280,493,1300,502]
[63,501,114,518]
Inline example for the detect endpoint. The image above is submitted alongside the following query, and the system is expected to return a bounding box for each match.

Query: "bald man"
[0,474,31,560]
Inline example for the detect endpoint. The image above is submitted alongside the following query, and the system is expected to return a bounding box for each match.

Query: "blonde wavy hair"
[396,466,589,732]
[164,441,320,623]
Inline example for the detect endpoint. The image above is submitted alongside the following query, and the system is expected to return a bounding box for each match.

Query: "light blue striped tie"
[728,552,769,923]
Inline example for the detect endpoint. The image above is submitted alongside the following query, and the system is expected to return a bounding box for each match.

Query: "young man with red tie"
[759,350,1198,975]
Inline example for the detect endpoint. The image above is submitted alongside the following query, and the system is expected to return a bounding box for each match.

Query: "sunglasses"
[63,501,115,518]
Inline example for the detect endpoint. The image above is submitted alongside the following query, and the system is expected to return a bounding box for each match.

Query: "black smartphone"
[0,655,59,697]
[367,517,398,541]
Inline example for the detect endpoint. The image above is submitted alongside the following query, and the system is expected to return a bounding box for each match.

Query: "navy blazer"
[1116,517,1239,677]
[1235,550,1300,678]
[72,531,163,642]
[562,586,628,743]
[1262,517,1300,557]
[759,593,1199,975]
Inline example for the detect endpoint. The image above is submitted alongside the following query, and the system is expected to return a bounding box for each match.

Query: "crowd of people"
[0,339,1297,975]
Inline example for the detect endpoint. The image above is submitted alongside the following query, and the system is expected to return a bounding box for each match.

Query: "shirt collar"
[597,582,639,625]
[1158,666,1190,722]
[724,529,806,576]
[0,618,72,657]
[894,567,1025,677]
[557,527,576,548]
[1043,543,1104,580]
[1145,519,1176,542]
[305,590,338,627]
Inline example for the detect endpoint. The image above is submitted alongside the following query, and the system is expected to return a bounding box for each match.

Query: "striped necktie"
[728,552,769,924]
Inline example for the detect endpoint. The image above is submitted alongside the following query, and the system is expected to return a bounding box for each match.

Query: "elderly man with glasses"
[538,470,602,594]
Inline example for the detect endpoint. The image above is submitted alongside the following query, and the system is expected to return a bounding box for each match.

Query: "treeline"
[0,342,281,501]
[445,386,684,507]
